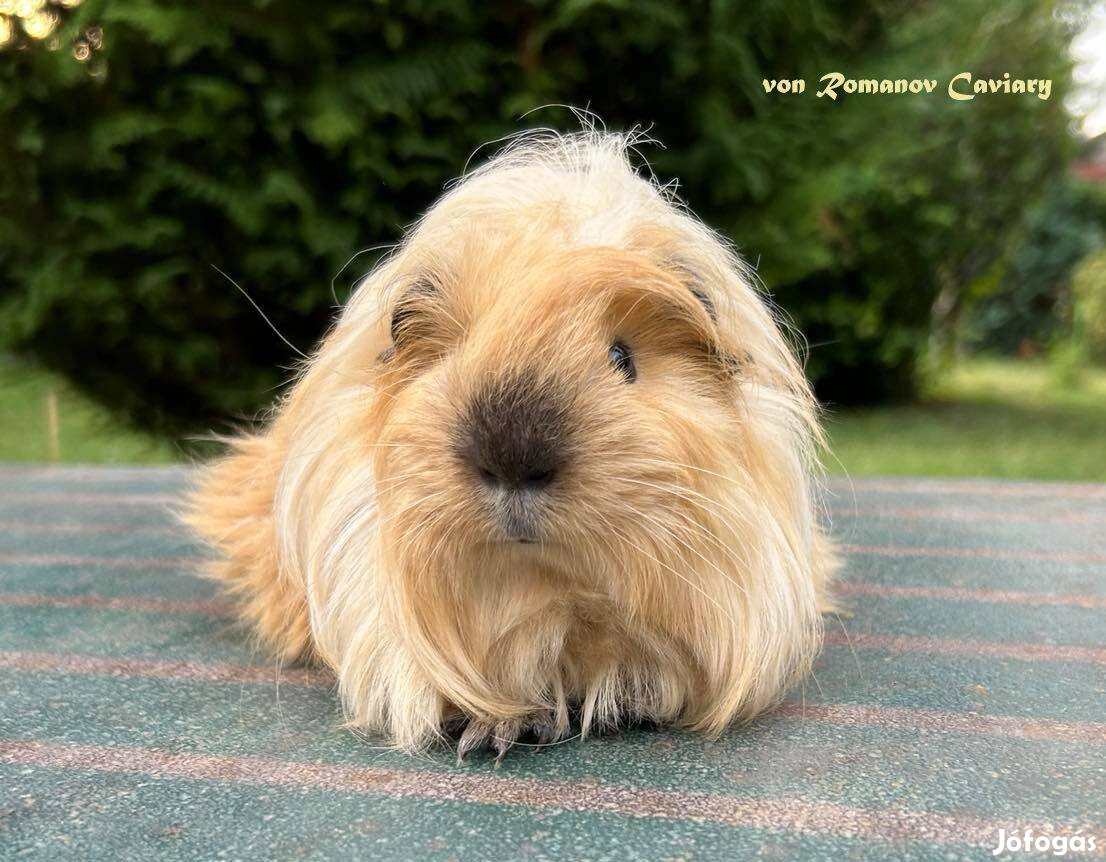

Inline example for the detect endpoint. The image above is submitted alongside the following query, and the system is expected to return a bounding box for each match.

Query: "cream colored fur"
[186,130,837,752]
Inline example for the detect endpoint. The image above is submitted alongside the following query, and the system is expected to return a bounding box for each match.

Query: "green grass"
[0,358,177,464]
[2,356,1104,481]
[826,358,1106,481]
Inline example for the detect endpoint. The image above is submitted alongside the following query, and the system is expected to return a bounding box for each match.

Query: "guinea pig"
[186,130,837,761]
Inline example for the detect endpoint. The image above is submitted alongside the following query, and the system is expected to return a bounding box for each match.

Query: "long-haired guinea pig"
[186,130,837,760]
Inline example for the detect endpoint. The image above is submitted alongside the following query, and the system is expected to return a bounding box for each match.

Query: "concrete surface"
[0,467,1103,860]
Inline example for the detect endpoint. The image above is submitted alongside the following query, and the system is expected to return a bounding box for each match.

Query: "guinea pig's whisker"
[499,730,585,750]
[625,507,751,600]
[807,665,827,699]
[630,463,765,514]
[605,523,737,626]
[424,517,465,571]
[572,494,743,598]
[634,457,757,489]
[652,485,808,579]
[646,479,756,535]
[374,490,452,529]
[371,484,453,520]
[613,476,747,530]
[393,524,438,576]
[588,506,716,615]
[330,241,398,306]
[558,498,627,572]
[654,498,751,561]
[210,263,310,360]
[621,502,741,585]
[641,456,832,525]
[614,484,760,588]
[829,611,867,686]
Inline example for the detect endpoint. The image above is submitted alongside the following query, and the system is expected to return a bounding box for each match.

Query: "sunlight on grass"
[826,359,1106,481]
[0,358,177,464]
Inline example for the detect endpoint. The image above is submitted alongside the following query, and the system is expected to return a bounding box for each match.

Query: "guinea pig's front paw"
[455,710,560,766]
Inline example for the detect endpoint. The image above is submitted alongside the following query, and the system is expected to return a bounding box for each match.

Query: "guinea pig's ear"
[666,259,748,379]
[668,258,732,335]
[688,284,718,324]
[384,273,444,357]
[666,258,716,320]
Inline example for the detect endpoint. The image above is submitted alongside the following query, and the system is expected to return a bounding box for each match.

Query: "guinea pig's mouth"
[490,532,548,550]
[488,490,547,544]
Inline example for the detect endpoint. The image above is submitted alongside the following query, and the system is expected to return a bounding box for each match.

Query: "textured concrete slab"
[0,466,1103,861]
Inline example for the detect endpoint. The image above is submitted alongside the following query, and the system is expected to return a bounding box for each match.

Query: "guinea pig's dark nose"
[475,458,558,491]
[459,374,567,494]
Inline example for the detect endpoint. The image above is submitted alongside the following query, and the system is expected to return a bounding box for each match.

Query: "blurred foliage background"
[1,0,1104,477]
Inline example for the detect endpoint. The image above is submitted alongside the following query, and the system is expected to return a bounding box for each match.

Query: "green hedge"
[0,0,1076,439]
[967,178,1106,356]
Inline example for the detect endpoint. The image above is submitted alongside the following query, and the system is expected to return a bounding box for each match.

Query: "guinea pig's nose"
[475,457,559,491]
[459,374,567,494]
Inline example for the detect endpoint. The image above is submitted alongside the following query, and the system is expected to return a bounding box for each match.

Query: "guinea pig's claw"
[492,721,517,766]
[456,713,559,765]
[527,716,558,747]
[456,719,492,765]
[456,718,522,766]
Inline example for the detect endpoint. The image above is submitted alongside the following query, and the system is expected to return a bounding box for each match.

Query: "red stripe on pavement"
[836,582,1106,609]
[824,632,1106,665]
[5,739,1098,848]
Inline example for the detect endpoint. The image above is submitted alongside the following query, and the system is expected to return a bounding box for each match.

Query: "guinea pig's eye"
[608,340,636,383]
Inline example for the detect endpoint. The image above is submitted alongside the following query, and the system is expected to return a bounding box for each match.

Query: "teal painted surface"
[3,765,894,862]
[2,670,1100,822]
[1,466,1104,861]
